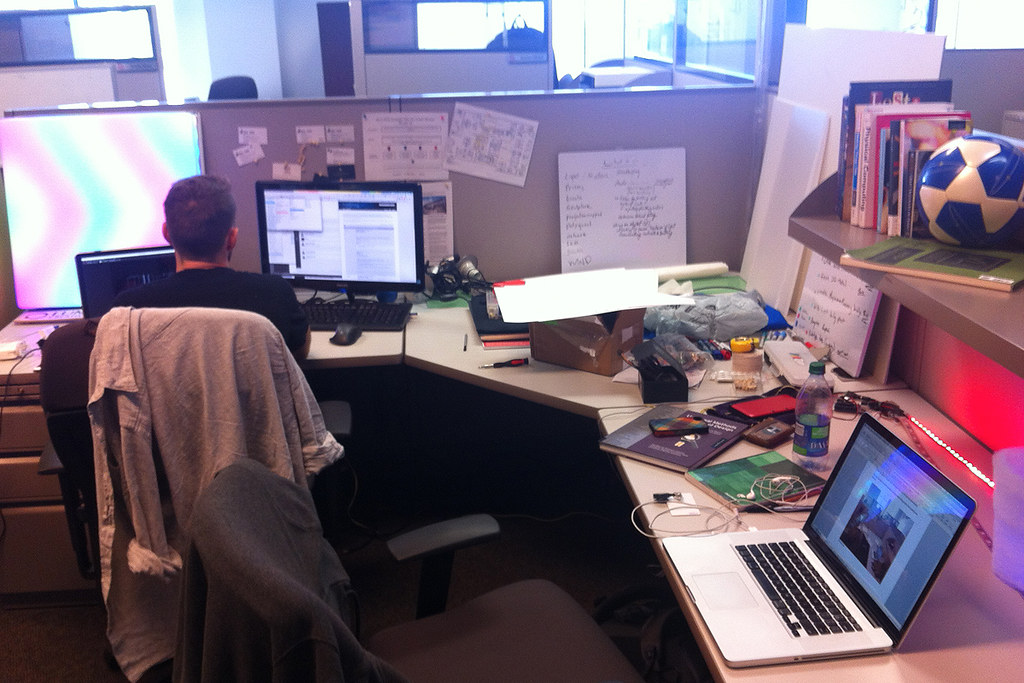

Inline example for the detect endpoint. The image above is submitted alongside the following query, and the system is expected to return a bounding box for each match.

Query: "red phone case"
[732,394,796,418]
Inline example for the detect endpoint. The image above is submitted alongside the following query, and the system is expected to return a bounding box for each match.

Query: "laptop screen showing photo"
[803,415,975,640]
[75,246,177,318]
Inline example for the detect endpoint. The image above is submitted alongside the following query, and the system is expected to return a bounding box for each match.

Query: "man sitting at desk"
[112,174,311,358]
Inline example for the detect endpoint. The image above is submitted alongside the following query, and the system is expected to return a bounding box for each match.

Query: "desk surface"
[604,390,1023,681]
[4,309,1019,678]
[402,305,768,419]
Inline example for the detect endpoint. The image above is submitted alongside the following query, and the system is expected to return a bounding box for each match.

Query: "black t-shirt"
[111,268,309,352]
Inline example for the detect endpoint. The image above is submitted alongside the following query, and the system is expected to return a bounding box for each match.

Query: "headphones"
[427,254,488,301]
[739,475,801,501]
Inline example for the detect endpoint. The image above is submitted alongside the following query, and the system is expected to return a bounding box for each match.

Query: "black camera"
[427,255,486,301]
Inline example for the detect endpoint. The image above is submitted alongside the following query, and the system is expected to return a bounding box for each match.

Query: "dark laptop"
[663,413,975,667]
[75,246,177,318]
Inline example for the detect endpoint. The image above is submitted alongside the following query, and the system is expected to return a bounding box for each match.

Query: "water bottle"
[793,361,833,472]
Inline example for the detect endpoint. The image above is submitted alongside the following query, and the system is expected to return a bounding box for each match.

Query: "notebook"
[75,246,177,318]
[663,413,975,668]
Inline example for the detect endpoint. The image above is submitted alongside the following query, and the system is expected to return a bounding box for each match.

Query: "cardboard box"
[529,309,645,376]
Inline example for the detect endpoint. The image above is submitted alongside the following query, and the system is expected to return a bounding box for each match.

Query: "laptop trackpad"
[691,573,757,609]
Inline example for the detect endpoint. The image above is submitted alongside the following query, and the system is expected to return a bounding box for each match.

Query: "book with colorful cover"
[600,405,748,473]
[854,102,954,228]
[871,109,967,234]
[838,79,953,223]
[896,115,973,238]
[686,449,827,510]
[840,236,1024,292]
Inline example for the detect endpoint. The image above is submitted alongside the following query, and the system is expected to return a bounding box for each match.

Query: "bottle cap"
[809,360,825,375]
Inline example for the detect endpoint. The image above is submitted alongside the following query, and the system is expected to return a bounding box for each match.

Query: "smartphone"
[732,394,796,419]
[649,415,709,437]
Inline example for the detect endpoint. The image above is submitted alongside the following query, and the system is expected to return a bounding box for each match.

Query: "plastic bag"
[644,291,769,341]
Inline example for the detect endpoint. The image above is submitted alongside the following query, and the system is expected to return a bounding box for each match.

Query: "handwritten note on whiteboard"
[794,253,882,378]
[558,148,686,272]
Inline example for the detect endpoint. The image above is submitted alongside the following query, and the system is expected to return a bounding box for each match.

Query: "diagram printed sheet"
[362,111,449,181]
[445,102,538,186]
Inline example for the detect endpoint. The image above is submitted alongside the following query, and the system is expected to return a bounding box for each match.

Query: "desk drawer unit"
[0,403,95,597]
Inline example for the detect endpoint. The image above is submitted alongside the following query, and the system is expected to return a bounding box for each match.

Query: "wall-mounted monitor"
[255,180,425,298]
[0,110,203,311]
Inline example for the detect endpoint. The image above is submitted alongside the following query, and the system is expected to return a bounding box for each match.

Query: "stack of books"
[470,291,530,348]
[837,79,972,237]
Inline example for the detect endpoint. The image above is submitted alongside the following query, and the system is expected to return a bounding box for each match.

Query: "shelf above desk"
[789,175,1024,379]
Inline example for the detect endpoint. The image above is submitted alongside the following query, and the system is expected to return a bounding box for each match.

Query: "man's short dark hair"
[163,175,236,260]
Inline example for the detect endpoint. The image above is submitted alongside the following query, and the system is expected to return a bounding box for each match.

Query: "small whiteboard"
[793,253,882,378]
[558,147,686,272]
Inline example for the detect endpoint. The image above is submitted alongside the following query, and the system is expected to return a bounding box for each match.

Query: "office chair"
[207,75,258,100]
[176,458,645,683]
[38,316,353,588]
[40,307,347,682]
[39,317,102,585]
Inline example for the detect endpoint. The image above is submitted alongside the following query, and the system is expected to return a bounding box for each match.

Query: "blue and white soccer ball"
[917,134,1024,247]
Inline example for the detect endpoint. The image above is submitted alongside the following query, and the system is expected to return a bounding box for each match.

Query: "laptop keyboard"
[301,299,412,332]
[736,541,861,638]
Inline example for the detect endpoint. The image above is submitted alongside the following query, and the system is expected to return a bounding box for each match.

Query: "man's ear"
[225,226,239,260]
[162,222,171,244]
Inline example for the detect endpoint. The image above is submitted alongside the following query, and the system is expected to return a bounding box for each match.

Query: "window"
[362,0,548,53]
[0,6,156,67]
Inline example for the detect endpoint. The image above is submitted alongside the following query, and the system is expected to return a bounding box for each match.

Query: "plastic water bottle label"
[793,422,829,458]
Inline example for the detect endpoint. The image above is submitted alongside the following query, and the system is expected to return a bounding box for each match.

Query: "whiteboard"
[793,253,882,378]
[0,63,116,115]
[558,147,686,272]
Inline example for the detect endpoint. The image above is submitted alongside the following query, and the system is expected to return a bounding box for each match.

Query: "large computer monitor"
[0,110,203,311]
[255,180,425,297]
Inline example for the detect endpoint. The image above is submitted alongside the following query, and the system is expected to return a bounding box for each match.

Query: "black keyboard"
[736,541,861,638]
[301,299,412,332]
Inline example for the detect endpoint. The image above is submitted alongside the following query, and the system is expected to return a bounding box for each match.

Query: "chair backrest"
[175,458,401,682]
[207,75,258,100]
[88,306,343,681]
[39,318,99,580]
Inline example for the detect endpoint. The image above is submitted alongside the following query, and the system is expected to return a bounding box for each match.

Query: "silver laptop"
[663,413,975,667]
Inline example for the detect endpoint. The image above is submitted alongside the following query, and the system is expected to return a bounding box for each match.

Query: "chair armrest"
[387,513,500,562]
[38,440,65,475]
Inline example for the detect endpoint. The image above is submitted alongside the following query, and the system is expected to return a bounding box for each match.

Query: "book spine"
[837,95,850,219]
[886,120,902,235]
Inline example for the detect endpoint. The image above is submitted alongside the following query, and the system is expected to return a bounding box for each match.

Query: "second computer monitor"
[255,180,425,297]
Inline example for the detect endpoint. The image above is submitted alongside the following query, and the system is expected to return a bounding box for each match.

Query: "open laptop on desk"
[663,413,974,668]
[75,246,177,318]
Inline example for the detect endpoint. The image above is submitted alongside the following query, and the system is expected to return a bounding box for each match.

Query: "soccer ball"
[917,134,1024,247]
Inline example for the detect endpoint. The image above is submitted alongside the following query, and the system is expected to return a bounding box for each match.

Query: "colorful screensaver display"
[0,110,202,310]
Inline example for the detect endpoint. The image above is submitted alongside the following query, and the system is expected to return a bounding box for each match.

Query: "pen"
[463,333,468,352]
[479,358,529,369]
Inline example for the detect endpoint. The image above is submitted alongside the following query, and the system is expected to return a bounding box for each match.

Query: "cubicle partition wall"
[0,86,759,320]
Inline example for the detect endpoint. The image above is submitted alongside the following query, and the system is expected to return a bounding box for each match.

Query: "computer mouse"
[329,323,362,346]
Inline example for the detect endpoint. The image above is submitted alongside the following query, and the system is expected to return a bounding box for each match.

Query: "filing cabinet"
[0,377,95,599]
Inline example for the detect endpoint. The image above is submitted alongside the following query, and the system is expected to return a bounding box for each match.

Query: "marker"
[479,358,529,369]
[463,333,468,351]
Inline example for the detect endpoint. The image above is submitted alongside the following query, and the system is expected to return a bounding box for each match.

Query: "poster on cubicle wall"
[558,147,686,273]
